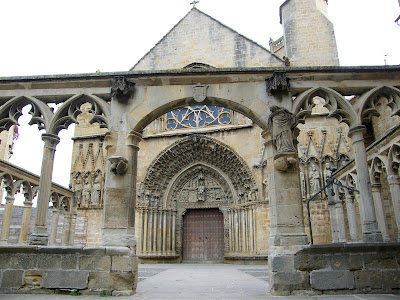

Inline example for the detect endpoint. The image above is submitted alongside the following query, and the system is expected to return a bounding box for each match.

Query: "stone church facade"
[68,0,357,261]
[0,0,399,296]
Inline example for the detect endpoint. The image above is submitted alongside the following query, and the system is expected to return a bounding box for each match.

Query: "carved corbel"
[111,76,135,103]
[274,153,298,172]
[266,72,290,96]
[109,156,129,175]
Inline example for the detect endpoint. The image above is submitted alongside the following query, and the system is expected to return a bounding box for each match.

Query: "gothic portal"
[135,135,264,262]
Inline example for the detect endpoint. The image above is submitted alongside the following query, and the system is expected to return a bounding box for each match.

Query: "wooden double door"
[182,209,224,262]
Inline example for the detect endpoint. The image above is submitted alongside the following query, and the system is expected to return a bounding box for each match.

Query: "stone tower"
[280,0,340,66]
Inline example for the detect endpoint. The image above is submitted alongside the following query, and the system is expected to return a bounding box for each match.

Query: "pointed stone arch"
[0,95,53,133]
[137,134,259,208]
[49,94,110,135]
[357,86,400,125]
[293,87,358,127]
[370,156,388,185]
[387,143,400,176]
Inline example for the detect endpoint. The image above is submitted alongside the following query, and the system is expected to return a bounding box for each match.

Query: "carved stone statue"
[269,106,297,154]
[324,163,332,185]
[73,178,82,206]
[81,177,91,208]
[309,165,321,195]
[91,175,101,206]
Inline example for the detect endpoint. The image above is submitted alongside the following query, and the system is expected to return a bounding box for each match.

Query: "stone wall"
[132,8,283,70]
[269,243,400,295]
[0,246,138,296]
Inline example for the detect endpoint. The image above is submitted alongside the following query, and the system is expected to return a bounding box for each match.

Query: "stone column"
[171,211,176,254]
[162,210,167,255]
[234,209,239,253]
[49,206,60,246]
[101,131,142,248]
[262,129,307,247]
[61,213,71,246]
[348,126,382,242]
[0,194,15,244]
[387,175,400,241]
[143,209,148,253]
[344,191,360,242]
[167,210,171,255]
[371,183,390,242]
[29,133,60,245]
[264,106,308,296]
[228,209,233,254]
[68,212,77,246]
[18,198,33,244]
[327,185,347,243]
[148,210,154,253]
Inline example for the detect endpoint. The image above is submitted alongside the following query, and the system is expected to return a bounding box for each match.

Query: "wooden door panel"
[183,209,224,262]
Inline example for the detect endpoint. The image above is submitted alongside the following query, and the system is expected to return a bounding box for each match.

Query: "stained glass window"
[166,106,232,130]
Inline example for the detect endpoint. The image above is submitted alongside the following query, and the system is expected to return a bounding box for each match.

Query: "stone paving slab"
[0,264,399,299]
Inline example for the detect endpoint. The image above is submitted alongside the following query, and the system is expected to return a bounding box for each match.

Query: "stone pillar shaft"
[69,213,77,246]
[387,175,400,241]
[61,213,71,246]
[143,209,148,253]
[171,211,176,254]
[49,208,60,246]
[371,184,390,242]
[327,185,347,243]
[348,127,382,242]
[262,130,307,247]
[0,195,15,244]
[162,211,167,254]
[101,131,142,247]
[18,199,33,244]
[29,133,60,245]
[344,193,360,242]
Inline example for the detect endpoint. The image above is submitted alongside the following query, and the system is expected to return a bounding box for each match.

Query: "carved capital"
[109,156,129,175]
[126,130,143,149]
[268,106,297,154]
[41,133,60,151]
[111,76,135,103]
[266,72,290,96]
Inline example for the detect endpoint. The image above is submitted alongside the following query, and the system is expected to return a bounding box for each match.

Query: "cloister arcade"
[0,66,399,294]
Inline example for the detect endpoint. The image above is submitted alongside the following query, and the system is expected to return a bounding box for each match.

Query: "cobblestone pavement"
[1,264,399,299]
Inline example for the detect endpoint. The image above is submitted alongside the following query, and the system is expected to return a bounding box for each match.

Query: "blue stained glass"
[166,106,231,130]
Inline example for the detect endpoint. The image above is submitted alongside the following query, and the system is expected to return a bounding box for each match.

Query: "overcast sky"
[1,0,399,199]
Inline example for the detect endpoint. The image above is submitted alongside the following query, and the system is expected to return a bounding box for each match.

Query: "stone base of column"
[101,228,137,248]
[268,245,309,296]
[269,233,308,247]
[28,226,49,245]
[362,231,383,243]
[28,234,48,246]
